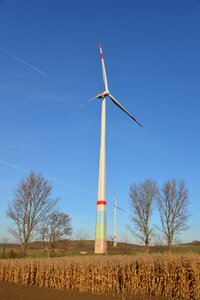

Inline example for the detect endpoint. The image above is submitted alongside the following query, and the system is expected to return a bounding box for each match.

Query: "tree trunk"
[21,243,27,257]
[49,241,54,257]
[42,238,46,254]
[168,241,172,253]
[145,240,149,253]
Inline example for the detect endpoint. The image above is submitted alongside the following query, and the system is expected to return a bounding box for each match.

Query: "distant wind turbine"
[113,193,125,247]
[85,43,142,254]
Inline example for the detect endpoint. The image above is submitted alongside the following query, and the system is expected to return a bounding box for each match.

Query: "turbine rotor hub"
[97,90,109,99]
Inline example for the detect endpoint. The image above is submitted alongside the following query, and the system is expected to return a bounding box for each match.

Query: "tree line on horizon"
[0,172,191,256]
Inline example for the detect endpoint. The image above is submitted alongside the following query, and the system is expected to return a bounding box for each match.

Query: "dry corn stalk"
[0,254,200,299]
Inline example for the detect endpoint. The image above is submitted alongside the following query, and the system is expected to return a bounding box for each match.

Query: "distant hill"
[1,240,200,257]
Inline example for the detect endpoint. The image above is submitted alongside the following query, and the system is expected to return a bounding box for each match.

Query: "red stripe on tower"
[100,52,104,59]
[97,200,106,205]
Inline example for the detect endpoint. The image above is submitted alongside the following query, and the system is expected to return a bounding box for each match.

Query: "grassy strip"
[1,242,200,258]
[0,254,200,299]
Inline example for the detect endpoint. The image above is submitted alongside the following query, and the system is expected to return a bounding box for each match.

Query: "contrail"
[47,176,95,194]
[0,150,29,156]
[0,160,94,194]
[0,48,47,76]
[0,160,26,172]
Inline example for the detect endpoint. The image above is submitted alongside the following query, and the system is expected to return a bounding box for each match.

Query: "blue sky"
[0,0,200,243]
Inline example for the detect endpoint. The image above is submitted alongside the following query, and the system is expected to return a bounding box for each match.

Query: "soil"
[0,281,163,300]
[0,281,116,300]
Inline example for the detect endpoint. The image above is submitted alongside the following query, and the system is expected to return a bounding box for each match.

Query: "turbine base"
[94,239,107,254]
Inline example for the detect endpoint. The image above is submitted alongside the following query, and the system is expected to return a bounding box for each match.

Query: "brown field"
[0,254,200,299]
[0,281,118,300]
[0,281,163,300]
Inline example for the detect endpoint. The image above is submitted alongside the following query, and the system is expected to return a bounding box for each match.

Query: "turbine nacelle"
[97,91,109,99]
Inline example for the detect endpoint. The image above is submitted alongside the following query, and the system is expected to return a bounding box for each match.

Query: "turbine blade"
[99,42,108,91]
[80,95,98,108]
[109,93,143,127]
[117,206,126,213]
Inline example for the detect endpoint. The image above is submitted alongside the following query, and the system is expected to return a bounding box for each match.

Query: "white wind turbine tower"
[84,43,142,254]
[113,193,125,247]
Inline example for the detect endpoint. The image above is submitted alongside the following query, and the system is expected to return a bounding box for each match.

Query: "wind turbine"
[113,193,125,247]
[86,43,142,254]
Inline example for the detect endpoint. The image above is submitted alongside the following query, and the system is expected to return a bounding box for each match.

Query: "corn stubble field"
[1,255,200,299]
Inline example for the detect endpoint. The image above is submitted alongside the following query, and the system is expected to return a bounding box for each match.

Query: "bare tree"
[42,211,72,257]
[75,228,90,251]
[129,179,158,252]
[75,228,89,241]
[156,179,190,253]
[40,222,48,253]
[0,236,9,259]
[7,172,57,256]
